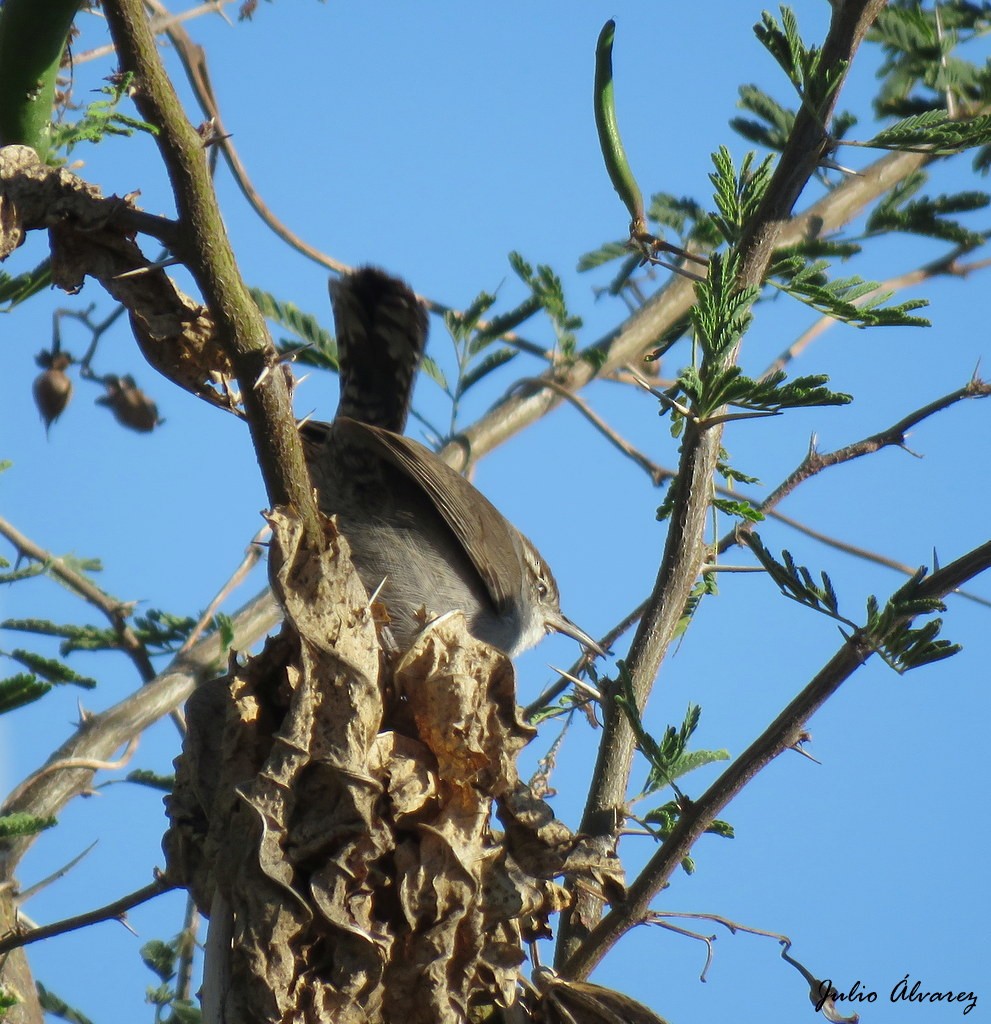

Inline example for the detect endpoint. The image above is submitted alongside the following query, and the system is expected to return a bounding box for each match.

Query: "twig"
[73,0,237,65]
[736,505,991,608]
[15,842,98,904]
[103,0,322,540]
[529,377,990,723]
[723,377,991,554]
[0,874,175,956]
[511,376,672,484]
[524,600,646,721]
[0,514,156,683]
[543,376,990,602]
[144,0,554,360]
[143,1,349,276]
[178,524,269,654]
[174,894,200,1003]
[645,918,717,981]
[53,303,130,376]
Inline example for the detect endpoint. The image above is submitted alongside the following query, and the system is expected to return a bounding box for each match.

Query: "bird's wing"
[332,417,519,614]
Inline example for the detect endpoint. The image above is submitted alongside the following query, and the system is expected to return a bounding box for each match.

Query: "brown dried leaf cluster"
[0,144,237,411]
[165,510,622,1024]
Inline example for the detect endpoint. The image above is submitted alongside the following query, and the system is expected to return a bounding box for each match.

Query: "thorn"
[367,576,388,605]
[113,258,181,280]
[116,914,139,938]
[789,742,822,765]
[546,665,602,701]
[819,158,862,177]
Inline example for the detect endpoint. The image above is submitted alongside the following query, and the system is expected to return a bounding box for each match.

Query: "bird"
[299,267,602,659]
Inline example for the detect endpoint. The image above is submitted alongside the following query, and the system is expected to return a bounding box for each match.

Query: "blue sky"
[1,3,988,1023]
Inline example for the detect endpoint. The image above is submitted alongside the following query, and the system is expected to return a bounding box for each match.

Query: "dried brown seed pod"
[95,374,162,433]
[33,351,74,433]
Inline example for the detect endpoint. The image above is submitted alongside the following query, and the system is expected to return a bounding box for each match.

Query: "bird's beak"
[547,611,608,658]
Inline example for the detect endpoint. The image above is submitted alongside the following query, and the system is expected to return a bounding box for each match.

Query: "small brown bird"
[301,267,601,658]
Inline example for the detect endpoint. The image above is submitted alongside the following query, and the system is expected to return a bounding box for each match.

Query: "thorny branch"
[102,0,321,541]
[561,537,991,979]
[556,0,890,967]
[0,875,175,956]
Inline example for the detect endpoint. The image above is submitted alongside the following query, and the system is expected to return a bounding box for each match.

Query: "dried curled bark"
[0,144,236,410]
[165,510,623,1024]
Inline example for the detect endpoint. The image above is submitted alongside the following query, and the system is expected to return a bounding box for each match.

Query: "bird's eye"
[535,580,548,598]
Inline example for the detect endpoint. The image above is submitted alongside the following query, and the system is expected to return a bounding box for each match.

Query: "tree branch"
[101,0,320,541]
[561,537,991,979]
[0,515,157,683]
[0,587,281,871]
[555,0,890,966]
[0,875,175,956]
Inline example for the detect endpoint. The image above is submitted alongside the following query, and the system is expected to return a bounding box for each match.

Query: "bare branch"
[725,378,991,549]
[0,875,175,956]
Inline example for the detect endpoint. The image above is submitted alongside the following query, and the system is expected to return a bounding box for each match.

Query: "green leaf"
[614,670,720,797]
[48,73,158,157]
[418,353,449,395]
[864,568,962,673]
[459,347,518,394]
[717,457,761,486]
[731,83,795,151]
[126,769,175,793]
[745,533,850,624]
[215,612,235,652]
[509,253,583,354]
[473,296,542,344]
[706,818,735,839]
[577,239,630,273]
[36,984,94,1024]
[768,254,931,328]
[869,5,991,119]
[708,148,775,243]
[866,188,989,246]
[673,571,719,642]
[712,498,765,523]
[251,287,337,370]
[868,110,991,154]
[1,618,120,656]
[754,7,847,113]
[5,649,96,688]
[690,249,760,364]
[0,812,56,838]
[169,1001,203,1024]
[141,939,177,984]
[132,609,197,654]
[0,561,46,585]
[0,259,52,310]
[0,672,51,714]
